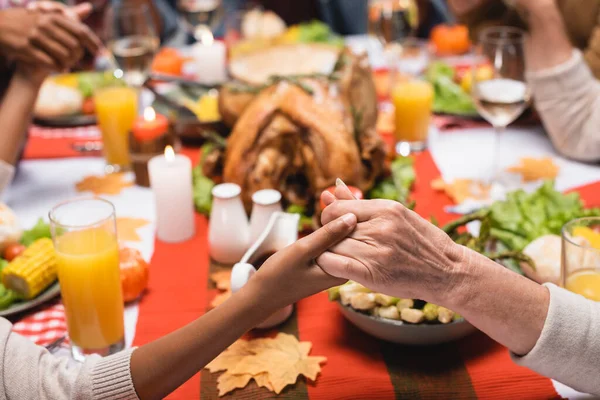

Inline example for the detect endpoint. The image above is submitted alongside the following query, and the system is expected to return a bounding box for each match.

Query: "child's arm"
[3,214,357,400]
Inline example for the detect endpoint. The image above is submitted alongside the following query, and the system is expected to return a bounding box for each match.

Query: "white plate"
[337,302,477,345]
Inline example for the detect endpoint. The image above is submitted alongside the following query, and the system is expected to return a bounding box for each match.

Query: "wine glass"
[368,0,419,45]
[471,26,531,185]
[177,0,224,42]
[107,4,159,87]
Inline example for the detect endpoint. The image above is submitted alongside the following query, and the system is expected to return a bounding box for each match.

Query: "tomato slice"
[3,244,26,262]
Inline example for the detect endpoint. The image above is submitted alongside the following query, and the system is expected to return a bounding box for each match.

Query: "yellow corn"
[2,238,57,299]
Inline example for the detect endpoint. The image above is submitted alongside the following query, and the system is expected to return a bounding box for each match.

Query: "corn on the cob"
[2,238,57,299]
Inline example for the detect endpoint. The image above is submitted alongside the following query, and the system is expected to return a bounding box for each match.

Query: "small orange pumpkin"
[430,24,471,56]
[119,247,149,303]
[151,47,185,76]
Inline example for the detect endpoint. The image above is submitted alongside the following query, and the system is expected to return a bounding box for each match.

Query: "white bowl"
[337,302,477,345]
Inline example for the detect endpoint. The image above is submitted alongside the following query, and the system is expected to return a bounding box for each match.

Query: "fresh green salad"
[21,218,52,247]
[442,180,600,274]
[192,144,217,215]
[368,156,415,206]
[425,62,476,116]
[297,20,344,47]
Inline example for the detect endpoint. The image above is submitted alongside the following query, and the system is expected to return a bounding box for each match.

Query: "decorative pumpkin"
[430,24,471,56]
[119,247,149,303]
[151,48,185,76]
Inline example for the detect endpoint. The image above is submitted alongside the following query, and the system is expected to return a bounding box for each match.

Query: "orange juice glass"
[95,86,138,172]
[49,198,125,361]
[391,79,433,153]
[562,217,600,301]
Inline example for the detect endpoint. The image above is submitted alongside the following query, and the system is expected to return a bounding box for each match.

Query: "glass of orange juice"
[94,86,138,173]
[391,79,433,154]
[49,198,125,361]
[562,217,600,301]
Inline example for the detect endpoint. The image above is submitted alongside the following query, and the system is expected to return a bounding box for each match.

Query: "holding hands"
[317,185,467,306]
[0,2,101,83]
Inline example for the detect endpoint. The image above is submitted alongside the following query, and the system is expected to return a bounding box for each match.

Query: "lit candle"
[148,146,195,242]
[191,31,227,84]
[132,107,169,142]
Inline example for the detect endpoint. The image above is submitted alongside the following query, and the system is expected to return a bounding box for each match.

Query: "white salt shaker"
[249,189,283,243]
[209,183,250,264]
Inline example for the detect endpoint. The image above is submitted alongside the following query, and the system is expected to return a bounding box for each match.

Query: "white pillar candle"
[148,146,195,243]
[192,31,227,84]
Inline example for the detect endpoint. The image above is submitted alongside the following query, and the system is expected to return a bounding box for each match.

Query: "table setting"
[3,0,600,398]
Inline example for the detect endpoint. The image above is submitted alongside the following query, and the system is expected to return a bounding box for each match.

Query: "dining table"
[4,36,600,400]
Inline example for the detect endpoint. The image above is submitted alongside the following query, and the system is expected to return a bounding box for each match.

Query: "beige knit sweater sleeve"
[512,283,600,395]
[527,49,600,162]
[0,318,139,400]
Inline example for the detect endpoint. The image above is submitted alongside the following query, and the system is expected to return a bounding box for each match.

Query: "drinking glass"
[562,217,600,301]
[471,27,530,183]
[391,79,433,153]
[368,0,419,45]
[94,85,138,173]
[177,0,223,42]
[108,4,159,87]
[49,198,125,361]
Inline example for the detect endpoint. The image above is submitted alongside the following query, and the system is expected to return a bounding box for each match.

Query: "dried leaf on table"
[116,218,150,242]
[507,157,559,182]
[217,372,252,397]
[432,178,491,204]
[205,333,326,396]
[76,173,133,195]
[253,372,274,391]
[210,270,232,291]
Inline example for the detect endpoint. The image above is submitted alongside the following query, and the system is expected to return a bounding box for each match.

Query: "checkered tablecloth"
[11,302,69,347]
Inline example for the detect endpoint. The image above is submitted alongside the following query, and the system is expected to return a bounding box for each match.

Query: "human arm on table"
[0,214,356,400]
[319,191,548,355]
[321,186,600,394]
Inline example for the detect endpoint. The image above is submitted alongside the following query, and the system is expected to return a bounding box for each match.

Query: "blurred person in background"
[450,0,600,162]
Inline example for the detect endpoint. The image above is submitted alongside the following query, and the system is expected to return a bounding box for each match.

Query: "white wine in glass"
[108,4,159,87]
[473,78,530,128]
[472,27,530,184]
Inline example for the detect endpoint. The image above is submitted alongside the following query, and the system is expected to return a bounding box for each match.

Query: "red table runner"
[132,147,571,399]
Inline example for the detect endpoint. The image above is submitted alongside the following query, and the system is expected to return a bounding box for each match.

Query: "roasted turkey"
[208,47,386,211]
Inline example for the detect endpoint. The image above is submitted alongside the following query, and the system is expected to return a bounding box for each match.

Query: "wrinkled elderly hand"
[0,4,100,70]
[253,213,357,308]
[318,185,467,305]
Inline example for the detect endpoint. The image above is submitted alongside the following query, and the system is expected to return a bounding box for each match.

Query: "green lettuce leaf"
[489,180,600,250]
[425,61,476,115]
[368,157,415,205]
[21,218,52,246]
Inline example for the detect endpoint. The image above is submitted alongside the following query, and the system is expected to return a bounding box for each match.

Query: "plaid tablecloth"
[12,302,69,347]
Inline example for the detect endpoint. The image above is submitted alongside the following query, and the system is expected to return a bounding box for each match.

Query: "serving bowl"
[337,302,477,345]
